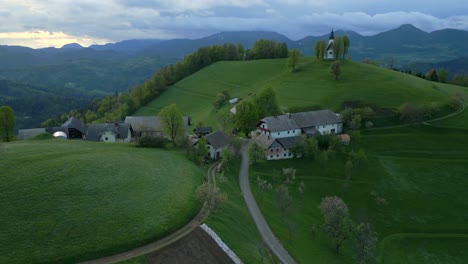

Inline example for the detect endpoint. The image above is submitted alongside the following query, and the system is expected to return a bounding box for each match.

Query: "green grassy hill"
[250,125,468,263]
[136,57,456,126]
[0,140,203,263]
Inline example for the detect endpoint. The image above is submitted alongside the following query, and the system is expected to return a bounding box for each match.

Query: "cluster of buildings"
[18,108,344,161]
[254,110,343,160]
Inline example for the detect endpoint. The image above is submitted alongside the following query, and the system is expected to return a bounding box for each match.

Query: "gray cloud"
[0,0,467,47]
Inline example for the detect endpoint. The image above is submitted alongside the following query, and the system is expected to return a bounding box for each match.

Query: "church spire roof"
[329,28,335,40]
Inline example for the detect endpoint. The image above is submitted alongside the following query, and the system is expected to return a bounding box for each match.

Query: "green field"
[205,160,273,263]
[0,140,203,263]
[250,125,468,263]
[135,58,457,126]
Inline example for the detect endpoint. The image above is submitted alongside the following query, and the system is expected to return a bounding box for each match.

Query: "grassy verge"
[0,140,203,263]
[205,159,277,263]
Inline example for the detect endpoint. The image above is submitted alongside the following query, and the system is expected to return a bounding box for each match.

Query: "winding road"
[239,143,297,264]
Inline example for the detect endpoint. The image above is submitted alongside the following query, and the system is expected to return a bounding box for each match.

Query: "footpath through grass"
[0,140,203,263]
[250,125,468,263]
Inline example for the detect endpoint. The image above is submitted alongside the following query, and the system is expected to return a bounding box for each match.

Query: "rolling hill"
[135,57,456,127]
[0,139,204,263]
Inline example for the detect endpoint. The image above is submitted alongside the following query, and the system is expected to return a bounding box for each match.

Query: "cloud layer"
[1,0,467,48]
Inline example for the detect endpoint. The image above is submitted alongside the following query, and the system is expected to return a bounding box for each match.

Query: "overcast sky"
[1,0,467,48]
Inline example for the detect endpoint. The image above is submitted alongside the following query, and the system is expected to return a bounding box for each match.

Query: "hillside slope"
[135,58,455,125]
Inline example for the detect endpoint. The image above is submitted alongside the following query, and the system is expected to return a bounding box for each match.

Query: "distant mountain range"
[1,24,468,129]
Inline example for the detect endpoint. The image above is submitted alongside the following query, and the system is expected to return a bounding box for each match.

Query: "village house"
[254,109,342,160]
[86,122,132,143]
[124,116,191,140]
[205,130,232,160]
[256,133,303,160]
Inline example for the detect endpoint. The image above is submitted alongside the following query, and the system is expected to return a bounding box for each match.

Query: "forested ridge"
[42,40,289,127]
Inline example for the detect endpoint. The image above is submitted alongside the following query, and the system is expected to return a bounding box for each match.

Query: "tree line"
[42,39,290,127]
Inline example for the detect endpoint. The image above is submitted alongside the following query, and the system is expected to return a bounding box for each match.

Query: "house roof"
[255,133,276,149]
[277,136,303,149]
[205,130,231,149]
[124,116,161,132]
[194,127,213,134]
[124,116,190,133]
[86,123,130,141]
[260,114,300,132]
[62,117,87,134]
[292,110,342,128]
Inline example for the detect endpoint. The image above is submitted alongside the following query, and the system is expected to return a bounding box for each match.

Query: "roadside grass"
[205,159,274,263]
[0,140,203,264]
[135,58,453,126]
[250,125,468,263]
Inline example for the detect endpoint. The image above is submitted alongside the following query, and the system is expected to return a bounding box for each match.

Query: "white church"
[326,29,335,60]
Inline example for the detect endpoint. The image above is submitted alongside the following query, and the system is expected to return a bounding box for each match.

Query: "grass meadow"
[205,160,273,263]
[250,125,468,263]
[135,58,456,127]
[0,140,203,263]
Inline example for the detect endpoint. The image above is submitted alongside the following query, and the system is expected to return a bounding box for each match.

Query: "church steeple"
[329,28,335,40]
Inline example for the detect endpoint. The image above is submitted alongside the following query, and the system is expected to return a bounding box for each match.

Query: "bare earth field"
[145,227,234,264]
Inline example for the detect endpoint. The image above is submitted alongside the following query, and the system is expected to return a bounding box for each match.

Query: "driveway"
[239,143,297,264]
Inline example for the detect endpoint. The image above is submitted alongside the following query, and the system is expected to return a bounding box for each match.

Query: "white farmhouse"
[257,110,342,138]
[86,122,132,143]
[254,109,343,160]
[256,114,302,139]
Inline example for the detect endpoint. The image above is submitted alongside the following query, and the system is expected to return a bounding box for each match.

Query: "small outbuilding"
[193,127,213,138]
[205,131,232,160]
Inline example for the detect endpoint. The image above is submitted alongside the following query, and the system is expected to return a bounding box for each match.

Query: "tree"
[438,68,449,83]
[249,142,264,165]
[0,106,16,142]
[329,61,342,80]
[332,36,343,60]
[319,196,353,254]
[221,147,232,172]
[235,100,259,136]
[277,184,293,221]
[428,69,439,82]
[353,222,378,264]
[314,41,321,59]
[288,49,302,72]
[343,35,350,59]
[159,104,185,144]
[254,86,281,118]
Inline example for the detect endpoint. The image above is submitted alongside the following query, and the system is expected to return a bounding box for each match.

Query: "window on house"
[289,153,292,156]
[105,137,108,141]
[287,131,290,134]
[278,132,280,136]
[276,155,279,157]
[270,155,273,159]
[284,153,287,157]
[270,149,273,152]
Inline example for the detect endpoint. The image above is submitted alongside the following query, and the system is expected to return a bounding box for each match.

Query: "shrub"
[137,135,168,148]
[31,133,55,140]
